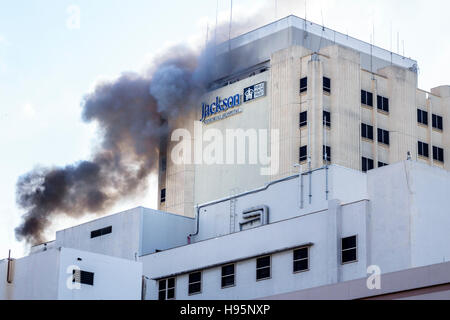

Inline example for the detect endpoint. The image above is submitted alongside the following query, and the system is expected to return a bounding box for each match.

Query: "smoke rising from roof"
[14,4,283,245]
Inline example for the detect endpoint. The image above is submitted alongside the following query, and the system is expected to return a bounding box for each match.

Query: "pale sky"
[1,0,449,258]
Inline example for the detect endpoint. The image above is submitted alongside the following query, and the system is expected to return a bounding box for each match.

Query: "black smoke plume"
[15,43,216,245]
[15,7,278,245]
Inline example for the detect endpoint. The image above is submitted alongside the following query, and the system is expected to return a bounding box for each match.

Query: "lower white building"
[2,160,450,300]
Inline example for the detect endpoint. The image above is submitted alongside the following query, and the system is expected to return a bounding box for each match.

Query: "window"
[160,188,166,203]
[300,77,308,93]
[299,111,307,128]
[362,157,374,172]
[73,270,94,286]
[161,157,167,172]
[378,161,388,168]
[221,264,235,288]
[341,235,357,264]
[418,141,429,158]
[323,145,331,162]
[293,247,309,273]
[432,114,443,130]
[256,256,271,281]
[299,146,308,162]
[188,272,201,295]
[377,128,390,145]
[323,77,331,93]
[417,109,428,126]
[361,123,374,140]
[90,226,112,239]
[377,95,389,113]
[433,146,444,163]
[361,90,373,107]
[323,111,331,128]
[158,278,175,300]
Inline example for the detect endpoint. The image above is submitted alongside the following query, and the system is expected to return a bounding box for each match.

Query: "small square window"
[158,277,176,300]
[323,145,331,162]
[362,157,374,172]
[160,188,166,203]
[433,146,444,163]
[361,123,374,140]
[417,109,428,126]
[323,111,331,128]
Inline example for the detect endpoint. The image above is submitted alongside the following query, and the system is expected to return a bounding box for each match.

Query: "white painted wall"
[1,247,142,300]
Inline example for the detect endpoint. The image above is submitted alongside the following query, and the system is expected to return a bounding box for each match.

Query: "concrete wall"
[0,247,142,300]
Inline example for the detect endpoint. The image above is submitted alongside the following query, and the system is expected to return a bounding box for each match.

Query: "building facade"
[3,160,450,300]
[158,15,450,218]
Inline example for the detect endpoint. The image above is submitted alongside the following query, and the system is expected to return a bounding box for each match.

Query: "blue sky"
[1,0,449,258]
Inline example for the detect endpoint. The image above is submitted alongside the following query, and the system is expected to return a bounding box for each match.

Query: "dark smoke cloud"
[15,43,210,245]
[15,6,278,245]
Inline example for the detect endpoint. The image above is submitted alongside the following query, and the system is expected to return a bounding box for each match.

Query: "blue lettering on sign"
[201,94,242,122]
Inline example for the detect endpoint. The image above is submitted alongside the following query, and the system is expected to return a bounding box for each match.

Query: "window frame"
[323,77,331,94]
[158,277,176,300]
[362,157,374,172]
[418,141,429,158]
[299,146,308,163]
[299,111,308,128]
[221,264,236,289]
[300,77,308,94]
[433,146,444,163]
[160,188,166,203]
[377,95,389,113]
[377,128,390,146]
[341,235,358,265]
[432,114,443,131]
[293,247,310,274]
[361,123,374,140]
[256,255,271,281]
[361,90,373,107]
[73,270,95,286]
[323,111,331,128]
[188,271,202,296]
[323,145,331,162]
[417,109,428,126]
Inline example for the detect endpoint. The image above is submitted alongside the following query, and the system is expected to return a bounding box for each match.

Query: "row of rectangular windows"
[418,142,445,162]
[299,111,330,128]
[361,90,389,113]
[158,236,357,300]
[361,123,390,145]
[418,109,444,130]
[300,77,331,94]
[299,145,331,163]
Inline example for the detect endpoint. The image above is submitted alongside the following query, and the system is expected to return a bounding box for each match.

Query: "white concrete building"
[2,160,450,300]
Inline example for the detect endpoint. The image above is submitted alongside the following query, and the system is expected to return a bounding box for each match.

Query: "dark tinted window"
[300,77,308,93]
[361,90,373,107]
[418,141,429,158]
[323,111,331,127]
[323,77,331,93]
[377,128,390,145]
[90,226,112,239]
[300,111,307,128]
[293,247,309,273]
[73,270,94,286]
[362,157,374,172]
[256,256,271,280]
[433,146,444,163]
[299,146,308,162]
[377,95,389,113]
[361,123,374,140]
[221,264,235,288]
[418,109,428,125]
[432,114,443,130]
[188,272,201,295]
[160,188,166,203]
[342,236,357,264]
[323,146,331,162]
